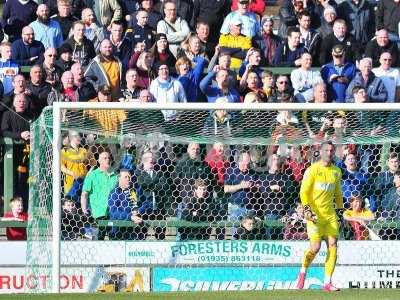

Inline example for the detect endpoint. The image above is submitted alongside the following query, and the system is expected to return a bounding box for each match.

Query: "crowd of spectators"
[0,0,400,241]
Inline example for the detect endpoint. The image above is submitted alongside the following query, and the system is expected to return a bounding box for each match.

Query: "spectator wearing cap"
[150,33,177,72]
[278,0,316,38]
[321,44,356,102]
[62,21,96,68]
[337,0,374,47]
[80,8,106,51]
[346,57,388,102]
[84,85,127,134]
[272,26,306,67]
[220,0,260,38]
[297,11,321,63]
[291,52,323,102]
[317,5,336,39]
[129,0,162,31]
[149,63,187,121]
[30,4,64,49]
[11,26,45,66]
[375,0,400,42]
[200,68,241,103]
[129,9,155,50]
[157,0,190,58]
[55,43,74,73]
[176,55,207,103]
[365,29,400,68]
[84,39,123,100]
[254,17,282,66]
[372,52,400,102]
[231,0,265,16]
[218,18,252,70]
[319,19,361,65]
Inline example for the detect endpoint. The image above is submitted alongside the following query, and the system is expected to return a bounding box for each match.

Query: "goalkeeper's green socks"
[324,246,337,284]
[301,248,317,273]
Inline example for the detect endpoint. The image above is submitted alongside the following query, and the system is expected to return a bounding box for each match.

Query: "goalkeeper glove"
[303,205,317,223]
[336,208,345,222]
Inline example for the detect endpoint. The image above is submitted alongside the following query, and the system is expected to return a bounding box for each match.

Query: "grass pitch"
[0,290,399,300]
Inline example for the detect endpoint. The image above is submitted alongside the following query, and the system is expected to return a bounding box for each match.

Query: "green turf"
[0,290,399,300]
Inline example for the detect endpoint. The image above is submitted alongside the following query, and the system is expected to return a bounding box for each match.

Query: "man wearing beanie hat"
[317,5,337,38]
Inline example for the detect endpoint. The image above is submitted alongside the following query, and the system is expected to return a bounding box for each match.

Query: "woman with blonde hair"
[177,33,209,63]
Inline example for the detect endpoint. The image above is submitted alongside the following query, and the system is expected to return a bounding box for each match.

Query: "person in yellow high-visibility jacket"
[296,141,344,292]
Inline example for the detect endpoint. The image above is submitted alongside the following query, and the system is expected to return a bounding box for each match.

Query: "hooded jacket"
[63,36,96,67]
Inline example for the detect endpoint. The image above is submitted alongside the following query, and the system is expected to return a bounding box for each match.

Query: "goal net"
[26,102,400,293]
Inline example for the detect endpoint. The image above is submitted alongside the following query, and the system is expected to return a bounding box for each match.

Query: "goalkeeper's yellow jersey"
[300,161,343,220]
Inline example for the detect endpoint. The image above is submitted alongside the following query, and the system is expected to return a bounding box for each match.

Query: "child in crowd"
[61,197,95,240]
[281,203,308,240]
[343,194,375,240]
[2,197,28,240]
[234,215,265,240]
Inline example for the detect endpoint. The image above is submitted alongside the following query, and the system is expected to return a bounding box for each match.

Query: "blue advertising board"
[153,267,324,292]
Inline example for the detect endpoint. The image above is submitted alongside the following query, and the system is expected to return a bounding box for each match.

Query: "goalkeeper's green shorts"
[306,218,339,242]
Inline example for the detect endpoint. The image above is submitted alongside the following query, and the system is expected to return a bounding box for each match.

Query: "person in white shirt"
[291,53,323,102]
[372,52,400,102]
[149,63,187,121]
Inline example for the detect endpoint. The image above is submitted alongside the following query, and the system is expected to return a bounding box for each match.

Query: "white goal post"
[50,101,400,293]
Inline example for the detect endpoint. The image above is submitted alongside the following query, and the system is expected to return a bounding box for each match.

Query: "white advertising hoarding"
[0,266,150,293]
[1,241,400,266]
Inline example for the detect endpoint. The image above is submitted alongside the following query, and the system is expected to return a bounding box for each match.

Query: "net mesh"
[26,106,400,293]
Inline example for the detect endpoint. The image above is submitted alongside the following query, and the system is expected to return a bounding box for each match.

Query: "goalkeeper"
[296,141,344,292]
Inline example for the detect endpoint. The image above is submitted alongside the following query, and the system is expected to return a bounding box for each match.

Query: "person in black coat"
[365,29,400,68]
[128,9,156,50]
[1,93,36,206]
[191,0,231,44]
[50,0,79,40]
[319,19,361,65]
[233,215,265,240]
[129,0,162,31]
[26,65,52,115]
[178,179,216,240]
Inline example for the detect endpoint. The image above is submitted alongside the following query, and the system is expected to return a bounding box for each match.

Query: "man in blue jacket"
[199,67,240,103]
[107,169,147,240]
[321,44,356,102]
